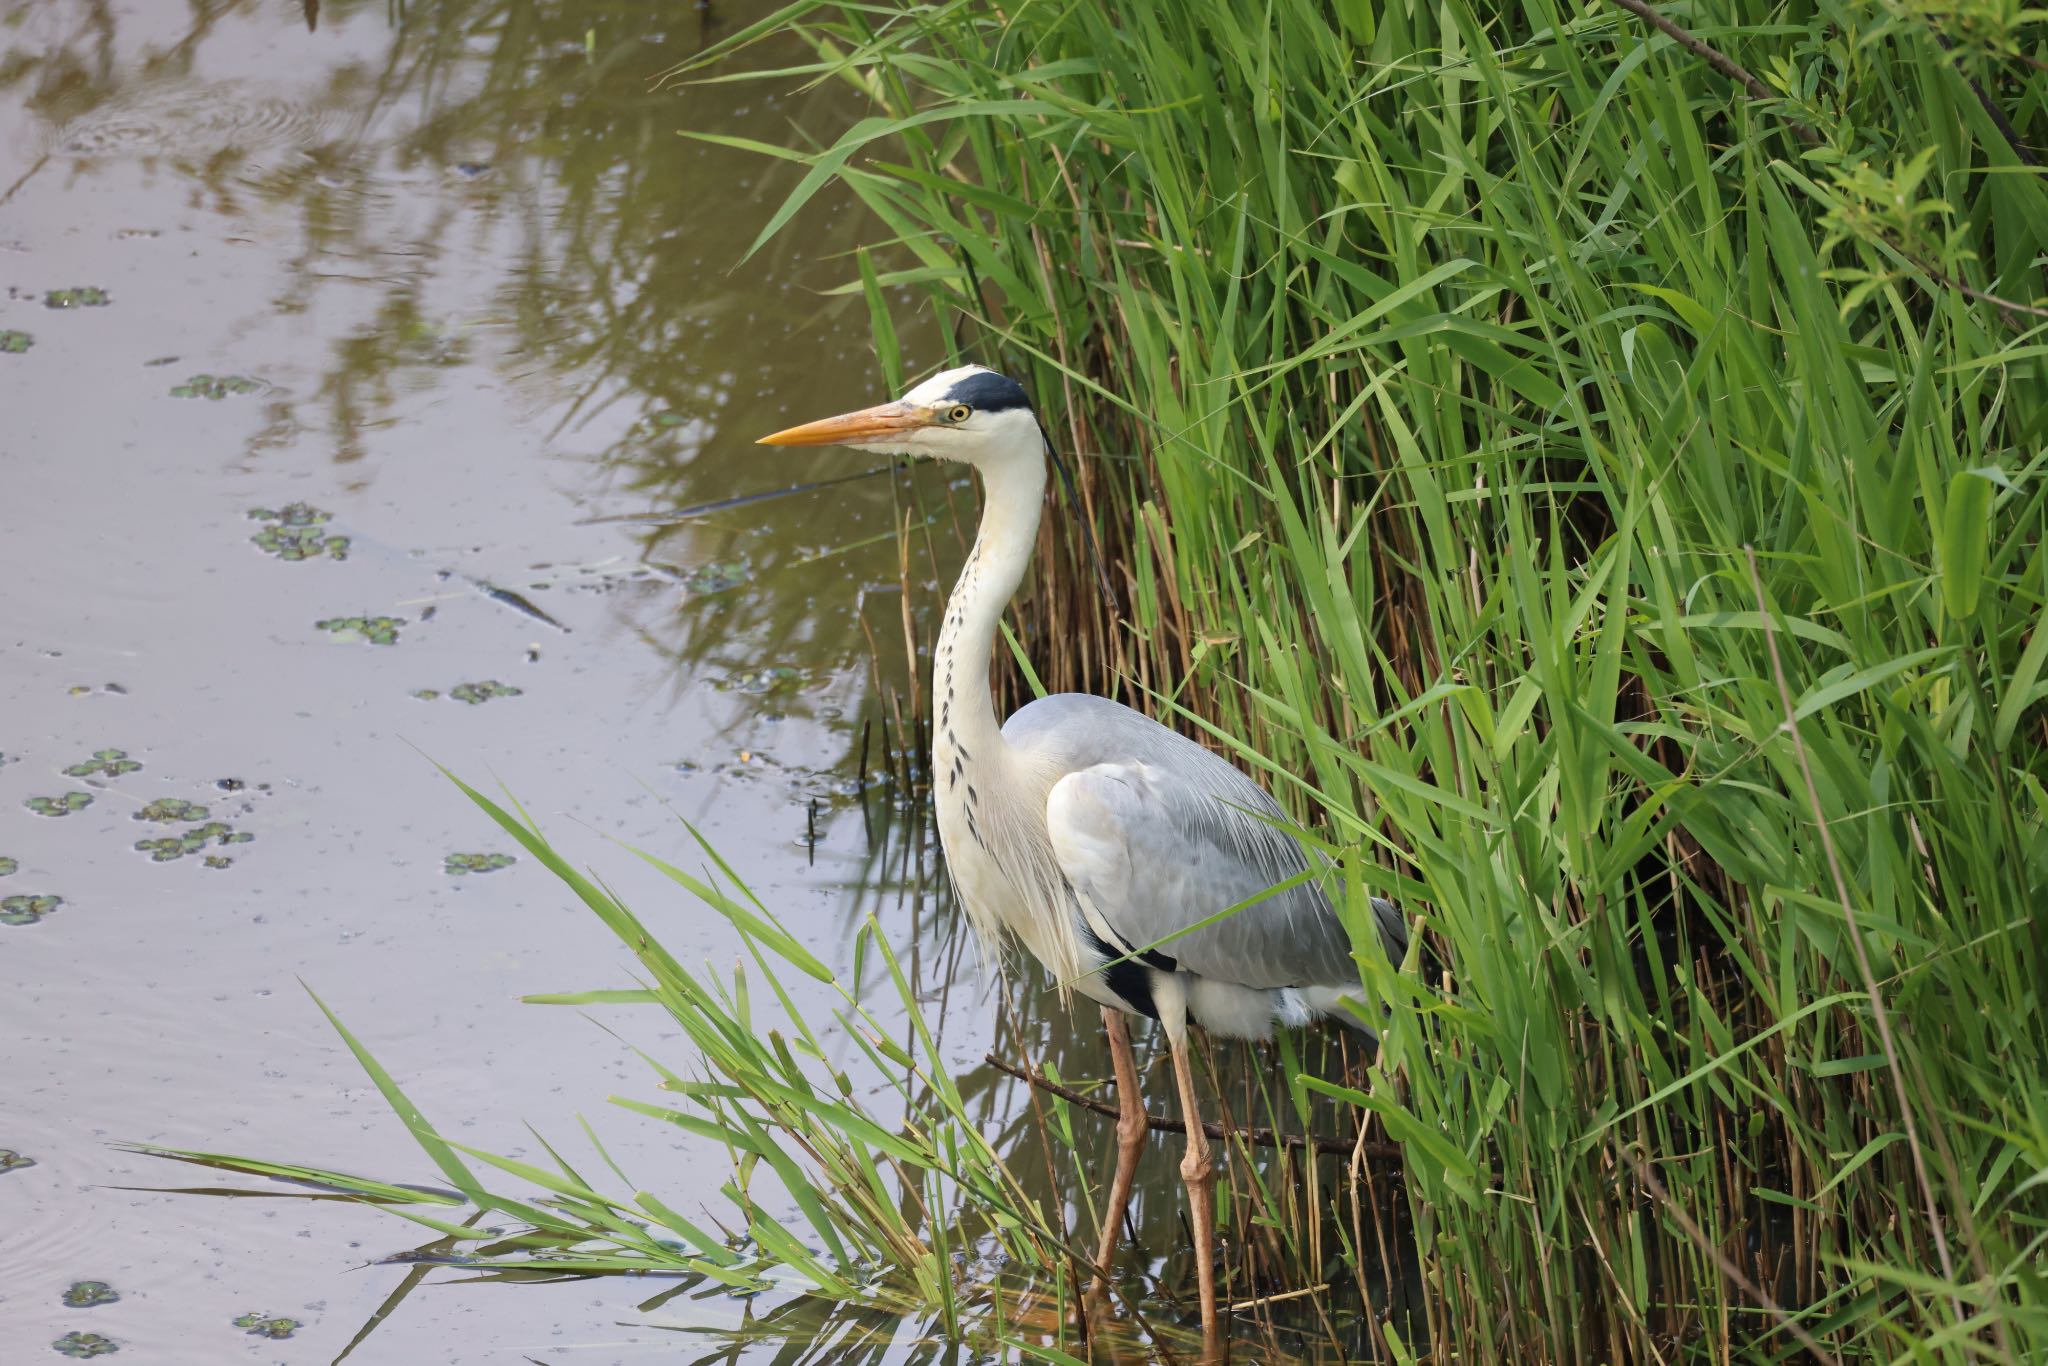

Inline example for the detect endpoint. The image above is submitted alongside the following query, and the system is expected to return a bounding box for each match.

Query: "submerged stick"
[986,1054,1402,1163]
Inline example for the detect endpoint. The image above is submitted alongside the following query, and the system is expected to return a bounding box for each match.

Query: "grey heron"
[760,365,1406,1344]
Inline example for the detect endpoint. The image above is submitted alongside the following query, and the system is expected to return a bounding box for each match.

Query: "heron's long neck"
[934,456,1045,763]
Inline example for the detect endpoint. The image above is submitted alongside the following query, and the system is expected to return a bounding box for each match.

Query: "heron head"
[755,365,1042,471]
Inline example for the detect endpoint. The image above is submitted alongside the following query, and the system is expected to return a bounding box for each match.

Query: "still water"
[0,1,1010,1358]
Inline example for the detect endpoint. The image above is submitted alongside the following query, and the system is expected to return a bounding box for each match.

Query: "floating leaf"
[26,793,92,817]
[315,615,404,645]
[135,798,209,823]
[249,504,348,561]
[63,748,141,778]
[445,852,516,876]
[61,1282,119,1309]
[52,1331,119,1357]
[170,373,263,400]
[449,680,522,705]
[135,822,252,863]
[1,893,62,925]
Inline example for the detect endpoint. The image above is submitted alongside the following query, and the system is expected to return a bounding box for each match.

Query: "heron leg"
[1091,1007,1147,1295]
[1167,1027,1221,1352]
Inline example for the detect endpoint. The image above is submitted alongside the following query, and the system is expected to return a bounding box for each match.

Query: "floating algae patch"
[64,749,142,779]
[444,852,514,875]
[717,664,808,696]
[26,793,92,817]
[684,560,751,594]
[44,286,110,309]
[1,894,63,926]
[0,330,31,353]
[249,503,349,561]
[232,1313,299,1340]
[0,1149,35,1173]
[62,1282,119,1309]
[135,798,208,823]
[449,680,521,705]
[0,857,15,877]
[315,615,403,645]
[52,1332,119,1358]
[169,373,263,400]
[135,822,251,864]
[409,689,441,701]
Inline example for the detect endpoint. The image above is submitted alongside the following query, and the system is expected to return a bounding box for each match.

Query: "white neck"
[933,452,1045,765]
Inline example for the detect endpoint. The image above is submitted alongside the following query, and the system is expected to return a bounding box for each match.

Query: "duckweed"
[717,665,806,695]
[169,373,263,400]
[0,330,31,353]
[684,560,751,594]
[135,798,209,823]
[0,1149,34,1172]
[45,287,110,309]
[52,1331,119,1357]
[410,689,441,701]
[231,1313,299,1340]
[64,749,142,779]
[135,822,252,863]
[445,852,515,875]
[449,680,522,705]
[26,793,92,817]
[0,857,15,877]
[61,1282,119,1309]
[315,615,403,645]
[249,504,349,561]
[3,894,64,925]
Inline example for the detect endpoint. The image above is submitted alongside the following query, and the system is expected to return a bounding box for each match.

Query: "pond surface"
[0,1,1004,1358]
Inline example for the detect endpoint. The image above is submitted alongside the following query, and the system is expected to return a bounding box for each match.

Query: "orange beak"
[756,401,932,447]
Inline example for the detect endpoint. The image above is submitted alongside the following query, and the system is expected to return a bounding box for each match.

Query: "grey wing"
[1044,758,1395,990]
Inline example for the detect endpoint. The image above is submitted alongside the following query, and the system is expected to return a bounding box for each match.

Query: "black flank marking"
[1080,925,1159,1020]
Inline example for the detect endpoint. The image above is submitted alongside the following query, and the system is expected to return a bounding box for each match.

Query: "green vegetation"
[169,373,263,399]
[51,1332,118,1358]
[448,680,522,705]
[0,1148,36,1172]
[231,1312,299,1340]
[315,614,404,645]
[135,823,251,864]
[0,330,31,353]
[666,2,2048,1361]
[26,793,92,817]
[0,857,17,877]
[63,749,141,778]
[43,287,109,309]
[61,1282,119,1309]
[249,504,350,561]
[0,894,63,926]
[145,778,1113,1356]
[442,851,515,875]
[134,798,207,823]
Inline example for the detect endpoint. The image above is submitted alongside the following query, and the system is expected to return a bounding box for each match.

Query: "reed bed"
[668,2,2048,1360]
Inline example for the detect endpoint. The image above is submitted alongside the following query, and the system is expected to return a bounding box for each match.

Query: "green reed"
[673,1,2048,1360]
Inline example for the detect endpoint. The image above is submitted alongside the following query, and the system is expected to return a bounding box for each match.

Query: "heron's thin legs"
[1091,1007,1147,1294]
[1167,1027,1221,1353]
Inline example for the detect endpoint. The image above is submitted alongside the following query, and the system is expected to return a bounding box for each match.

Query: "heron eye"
[947,404,972,424]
